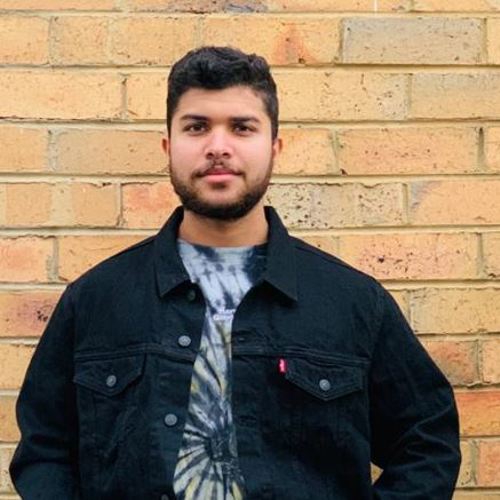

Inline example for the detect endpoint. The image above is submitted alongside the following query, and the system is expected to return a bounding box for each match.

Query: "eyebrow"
[179,114,261,124]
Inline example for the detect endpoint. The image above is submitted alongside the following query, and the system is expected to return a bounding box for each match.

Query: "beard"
[169,157,273,221]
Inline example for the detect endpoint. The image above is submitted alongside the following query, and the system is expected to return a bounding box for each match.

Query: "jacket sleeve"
[370,285,461,500]
[10,284,80,499]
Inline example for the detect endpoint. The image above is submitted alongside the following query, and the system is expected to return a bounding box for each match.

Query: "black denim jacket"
[10,206,460,500]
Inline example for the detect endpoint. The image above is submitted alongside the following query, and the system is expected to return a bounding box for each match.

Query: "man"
[11,46,460,499]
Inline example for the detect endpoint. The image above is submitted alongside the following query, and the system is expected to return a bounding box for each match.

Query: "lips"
[202,167,238,176]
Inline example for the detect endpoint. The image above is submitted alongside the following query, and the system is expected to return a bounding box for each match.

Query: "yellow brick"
[52,16,109,65]
[411,288,500,334]
[411,73,500,119]
[0,0,115,9]
[0,345,34,390]
[453,493,500,500]
[0,397,18,442]
[337,127,478,175]
[488,18,500,64]
[457,440,474,487]
[0,16,48,64]
[409,180,500,225]
[0,446,16,492]
[484,127,500,172]
[414,0,500,11]
[128,0,266,11]
[484,233,500,278]
[298,234,338,255]
[111,16,198,65]
[0,127,47,173]
[482,339,500,384]
[342,17,483,65]
[127,73,167,121]
[201,16,340,65]
[0,237,53,283]
[58,235,146,281]
[338,233,477,281]
[268,0,410,11]
[3,184,52,227]
[275,70,407,121]
[0,71,122,120]
[275,128,335,175]
[55,129,166,175]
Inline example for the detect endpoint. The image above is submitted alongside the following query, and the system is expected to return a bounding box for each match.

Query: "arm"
[370,286,461,500]
[10,285,80,499]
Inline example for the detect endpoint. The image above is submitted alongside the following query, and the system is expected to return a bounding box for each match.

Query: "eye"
[233,123,254,134]
[184,122,207,133]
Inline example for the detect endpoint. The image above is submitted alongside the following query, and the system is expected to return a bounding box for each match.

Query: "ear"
[272,136,283,159]
[162,134,169,155]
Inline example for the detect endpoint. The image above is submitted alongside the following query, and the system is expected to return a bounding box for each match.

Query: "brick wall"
[1,0,500,497]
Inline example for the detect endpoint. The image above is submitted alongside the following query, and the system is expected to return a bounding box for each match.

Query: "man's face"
[163,85,281,221]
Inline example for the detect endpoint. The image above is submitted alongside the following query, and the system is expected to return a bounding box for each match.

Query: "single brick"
[126,73,167,121]
[0,127,48,173]
[0,237,53,283]
[111,16,198,65]
[337,127,478,175]
[483,233,500,278]
[0,291,60,337]
[58,235,146,281]
[414,0,500,11]
[2,184,52,227]
[409,180,500,225]
[0,446,16,492]
[275,70,408,122]
[122,182,179,229]
[421,340,478,386]
[266,182,404,229]
[477,440,500,486]
[487,18,500,64]
[0,16,49,65]
[484,127,500,172]
[0,71,122,120]
[457,440,474,487]
[276,128,335,175]
[411,288,500,334]
[0,0,115,8]
[55,129,166,175]
[52,16,109,65]
[456,391,500,436]
[337,233,477,281]
[268,0,409,11]
[482,339,500,384]
[128,0,267,11]
[201,16,340,65]
[0,344,35,390]
[0,397,18,442]
[342,17,482,65]
[411,73,500,119]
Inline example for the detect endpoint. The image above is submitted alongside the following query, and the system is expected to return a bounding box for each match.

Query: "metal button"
[319,378,331,392]
[178,335,192,347]
[186,288,197,302]
[164,413,178,427]
[106,375,117,388]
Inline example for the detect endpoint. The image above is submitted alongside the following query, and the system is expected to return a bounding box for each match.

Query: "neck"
[178,204,268,247]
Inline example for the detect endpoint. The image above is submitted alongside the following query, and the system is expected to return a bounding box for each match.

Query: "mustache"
[193,158,241,177]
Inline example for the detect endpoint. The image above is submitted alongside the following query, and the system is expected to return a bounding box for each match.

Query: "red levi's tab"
[279,358,287,374]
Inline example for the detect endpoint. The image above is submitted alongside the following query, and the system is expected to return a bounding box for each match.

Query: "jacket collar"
[154,205,297,302]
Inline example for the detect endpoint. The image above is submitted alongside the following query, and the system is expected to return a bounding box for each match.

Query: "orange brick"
[122,182,179,229]
[484,127,500,172]
[477,440,500,486]
[0,237,53,283]
[414,0,500,11]
[52,16,109,65]
[127,73,167,121]
[337,127,478,175]
[412,288,500,335]
[456,391,500,436]
[201,16,340,65]
[409,180,500,225]
[58,235,146,281]
[0,127,48,173]
[483,233,500,278]
[0,397,18,442]
[337,233,477,281]
[275,70,408,122]
[457,440,474,487]
[0,0,115,8]
[276,128,335,175]
[0,344,34,390]
[411,73,500,119]
[111,16,198,65]
[0,71,122,120]
[0,291,60,338]
[0,16,48,65]
[67,183,119,227]
[342,17,482,65]
[422,340,478,386]
[266,182,404,229]
[55,129,166,175]
[2,183,52,227]
[482,339,500,384]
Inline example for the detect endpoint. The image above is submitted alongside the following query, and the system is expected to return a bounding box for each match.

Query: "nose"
[204,129,233,160]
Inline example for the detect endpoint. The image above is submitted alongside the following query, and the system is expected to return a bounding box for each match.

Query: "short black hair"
[166,46,279,139]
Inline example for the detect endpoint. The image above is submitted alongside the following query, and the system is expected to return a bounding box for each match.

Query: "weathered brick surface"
[487,18,500,64]
[0,127,47,173]
[0,397,19,442]
[126,73,167,121]
[483,233,500,278]
[58,235,146,281]
[482,340,500,384]
[414,0,500,11]
[477,440,500,486]
[0,0,115,9]
[297,234,339,255]
[337,233,477,281]
[342,18,483,65]
[337,127,478,176]
[485,128,500,172]
[0,16,49,65]
[0,446,15,492]
[0,291,60,337]
[409,180,500,225]
[411,288,500,335]
[456,391,500,437]
[457,440,474,487]
[0,345,35,390]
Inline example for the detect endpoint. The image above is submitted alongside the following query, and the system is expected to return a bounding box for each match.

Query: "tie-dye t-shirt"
[173,239,267,500]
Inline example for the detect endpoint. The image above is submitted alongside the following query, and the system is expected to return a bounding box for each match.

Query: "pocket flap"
[73,354,145,396]
[285,358,363,401]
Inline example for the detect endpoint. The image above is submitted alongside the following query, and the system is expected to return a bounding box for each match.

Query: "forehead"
[173,85,268,120]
